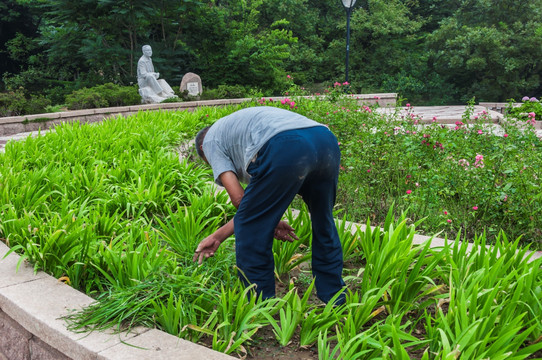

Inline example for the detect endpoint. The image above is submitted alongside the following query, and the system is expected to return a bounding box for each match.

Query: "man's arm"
[217,171,298,242]
[193,171,297,264]
[193,171,241,264]
[219,171,244,208]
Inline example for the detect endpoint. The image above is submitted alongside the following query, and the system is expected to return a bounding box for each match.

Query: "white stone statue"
[137,45,177,103]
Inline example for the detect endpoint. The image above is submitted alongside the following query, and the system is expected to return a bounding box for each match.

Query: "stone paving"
[0,130,52,153]
[375,104,503,123]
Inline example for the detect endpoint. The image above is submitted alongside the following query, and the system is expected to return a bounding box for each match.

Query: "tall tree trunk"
[129,30,134,78]
[161,0,166,43]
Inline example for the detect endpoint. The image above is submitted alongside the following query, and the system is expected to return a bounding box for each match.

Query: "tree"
[339,0,425,95]
[3,0,541,105]
[0,0,40,90]
[179,0,297,92]
[426,0,542,102]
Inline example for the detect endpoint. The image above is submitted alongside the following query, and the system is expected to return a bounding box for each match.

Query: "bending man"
[193,106,345,304]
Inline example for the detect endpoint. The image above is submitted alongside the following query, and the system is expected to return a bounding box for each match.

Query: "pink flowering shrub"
[256,83,541,245]
[306,94,542,245]
[507,96,541,124]
[474,154,484,168]
[323,81,353,104]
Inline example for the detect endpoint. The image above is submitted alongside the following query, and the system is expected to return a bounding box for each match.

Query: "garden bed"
[1,94,541,359]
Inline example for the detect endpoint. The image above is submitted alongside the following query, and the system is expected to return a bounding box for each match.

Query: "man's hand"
[193,219,234,265]
[274,221,298,242]
[193,234,222,265]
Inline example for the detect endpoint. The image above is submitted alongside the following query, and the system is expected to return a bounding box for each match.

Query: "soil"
[245,270,320,360]
[246,326,318,360]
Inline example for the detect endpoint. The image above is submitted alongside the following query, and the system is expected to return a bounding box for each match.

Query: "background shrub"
[97,83,141,107]
[0,88,51,116]
[65,88,108,110]
[200,85,249,100]
[0,89,27,116]
[507,97,542,120]
[65,83,140,110]
[24,94,51,115]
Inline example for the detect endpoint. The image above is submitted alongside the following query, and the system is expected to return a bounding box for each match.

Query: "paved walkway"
[375,104,503,123]
[0,130,51,153]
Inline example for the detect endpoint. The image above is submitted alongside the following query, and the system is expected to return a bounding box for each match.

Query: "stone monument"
[137,45,177,104]
[180,72,203,97]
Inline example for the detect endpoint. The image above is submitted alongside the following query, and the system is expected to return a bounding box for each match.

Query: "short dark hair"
[195,126,211,159]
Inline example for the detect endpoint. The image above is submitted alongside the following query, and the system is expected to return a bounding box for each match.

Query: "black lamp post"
[341,0,356,84]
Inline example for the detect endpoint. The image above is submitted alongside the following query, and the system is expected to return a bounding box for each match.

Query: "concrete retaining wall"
[0,310,70,360]
[0,94,397,137]
[479,102,520,114]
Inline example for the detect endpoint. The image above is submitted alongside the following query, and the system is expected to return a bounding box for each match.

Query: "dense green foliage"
[2,0,542,105]
[1,102,541,358]
[508,96,542,122]
[0,107,223,291]
[64,83,141,110]
[0,88,51,116]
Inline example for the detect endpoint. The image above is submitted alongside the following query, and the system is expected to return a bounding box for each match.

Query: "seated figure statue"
[137,45,177,103]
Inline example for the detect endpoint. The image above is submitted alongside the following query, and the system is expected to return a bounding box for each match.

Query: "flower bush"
[65,83,141,110]
[507,96,542,124]
[296,95,542,247]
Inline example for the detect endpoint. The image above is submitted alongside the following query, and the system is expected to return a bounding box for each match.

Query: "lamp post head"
[341,0,357,9]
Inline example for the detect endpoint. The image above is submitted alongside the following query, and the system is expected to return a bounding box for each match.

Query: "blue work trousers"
[233,126,346,303]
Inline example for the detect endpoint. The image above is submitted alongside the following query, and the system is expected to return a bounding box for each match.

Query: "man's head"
[142,45,152,57]
[195,126,211,162]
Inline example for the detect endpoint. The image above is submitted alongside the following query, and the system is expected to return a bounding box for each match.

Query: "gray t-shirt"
[203,106,324,185]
